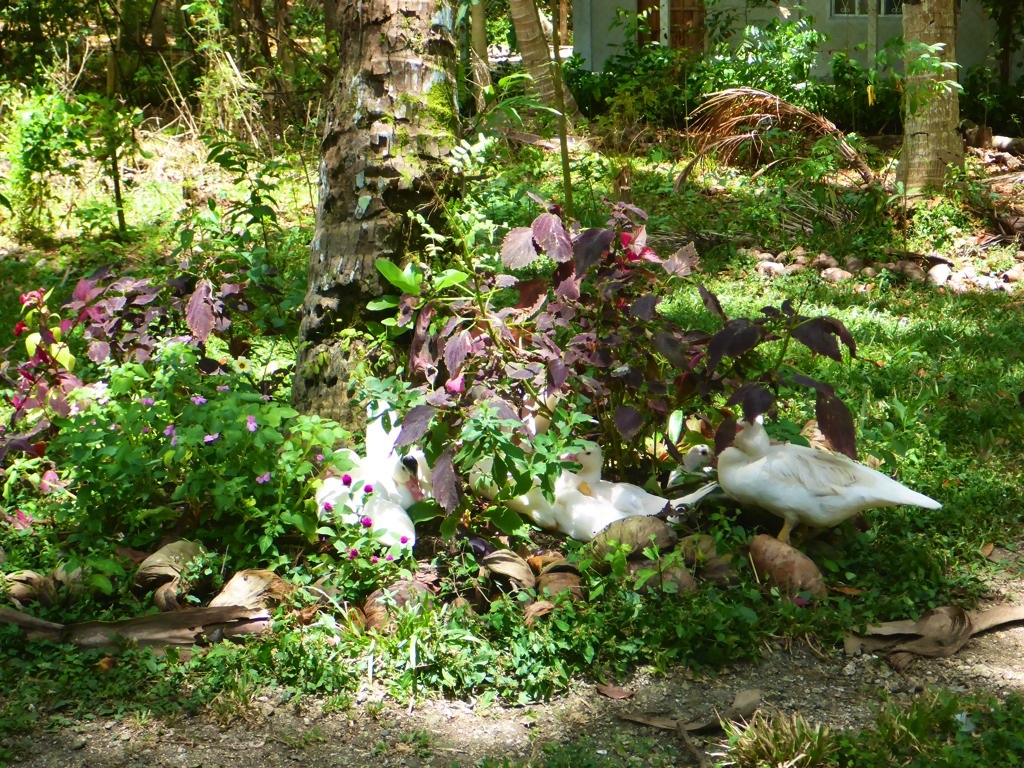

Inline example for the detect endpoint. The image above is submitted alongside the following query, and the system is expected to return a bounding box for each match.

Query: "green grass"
[3,132,1024,768]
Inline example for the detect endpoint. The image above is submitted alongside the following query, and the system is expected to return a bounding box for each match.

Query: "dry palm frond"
[675,88,874,191]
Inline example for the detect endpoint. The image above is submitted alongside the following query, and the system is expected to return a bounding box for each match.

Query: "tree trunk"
[470,0,491,112]
[293,0,458,424]
[898,0,962,194]
[509,0,579,119]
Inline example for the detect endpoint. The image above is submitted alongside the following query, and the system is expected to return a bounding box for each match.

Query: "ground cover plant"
[3,5,1024,766]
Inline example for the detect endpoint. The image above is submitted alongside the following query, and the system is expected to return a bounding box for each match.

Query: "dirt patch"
[4,551,1024,768]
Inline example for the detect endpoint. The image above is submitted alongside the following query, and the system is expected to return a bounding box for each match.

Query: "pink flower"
[191,395,206,405]
[316,453,324,463]
[256,471,271,483]
[171,435,178,446]
[348,548,359,560]
[364,484,374,494]
[385,554,394,561]
[371,556,379,564]
[246,415,257,432]
[361,517,372,528]
[13,321,26,337]
[164,424,175,436]
[323,501,334,513]
[445,374,465,394]
[400,536,409,544]
[141,397,155,406]
[204,433,220,444]
[342,474,352,486]
[217,385,229,391]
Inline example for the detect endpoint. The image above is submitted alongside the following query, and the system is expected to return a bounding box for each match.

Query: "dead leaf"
[97,657,117,672]
[618,712,680,731]
[980,542,995,558]
[523,600,555,626]
[596,683,635,700]
[828,585,864,596]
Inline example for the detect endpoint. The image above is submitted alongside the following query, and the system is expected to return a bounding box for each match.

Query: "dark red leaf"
[816,392,857,460]
[573,228,614,275]
[630,294,659,321]
[515,278,549,314]
[663,242,699,277]
[432,447,461,513]
[792,318,842,361]
[443,330,473,376]
[726,385,774,423]
[502,227,539,269]
[185,278,215,344]
[698,284,727,322]
[714,417,738,454]
[548,359,568,390]
[87,341,111,363]
[532,213,572,263]
[409,302,437,384]
[394,405,437,448]
[398,294,418,327]
[197,357,226,375]
[614,406,644,440]
[706,319,762,373]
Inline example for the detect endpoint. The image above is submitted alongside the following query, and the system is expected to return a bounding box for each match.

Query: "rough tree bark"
[292,0,458,425]
[898,0,963,193]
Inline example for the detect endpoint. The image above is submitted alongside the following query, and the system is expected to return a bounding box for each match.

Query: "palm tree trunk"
[898,0,962,193]
[293,0,458,424]
[509,0,579,119]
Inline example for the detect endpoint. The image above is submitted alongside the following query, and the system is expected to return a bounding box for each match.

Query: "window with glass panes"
[833,0,902,14]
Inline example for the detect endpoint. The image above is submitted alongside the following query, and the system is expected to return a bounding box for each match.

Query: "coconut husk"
[590,517,678,564]
[4,570,57,607]
[626,560,697,594]
[133,540,203,593]
[537,561,583,600]
[482,550,536,592]
[209,569,296,611]
[363,580,430,631]
[749,534,826,599]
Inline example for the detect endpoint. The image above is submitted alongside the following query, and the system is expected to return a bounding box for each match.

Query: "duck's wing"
[763,446,862,497]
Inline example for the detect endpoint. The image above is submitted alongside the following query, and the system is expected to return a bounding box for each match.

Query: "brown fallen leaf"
[523,600,555,626]
[828,585,864,596]
[596,683,634,700]
[97,656,117,672]
[980,543,995,558]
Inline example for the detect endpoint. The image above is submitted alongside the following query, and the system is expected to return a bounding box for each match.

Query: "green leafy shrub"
[49,343,349,563]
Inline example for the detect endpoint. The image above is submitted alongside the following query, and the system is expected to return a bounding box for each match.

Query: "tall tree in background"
[898,0,963,193]
[292,0,458,424]
[509,0,578,118]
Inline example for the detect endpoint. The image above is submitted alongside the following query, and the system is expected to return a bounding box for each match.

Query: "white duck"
[571,447,670,517]
[717,415,941,543]
[315,407,430,548]
[551,482,630,542]
[469,456,561,530]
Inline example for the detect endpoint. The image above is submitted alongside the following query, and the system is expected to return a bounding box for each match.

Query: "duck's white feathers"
[718,417,941,531]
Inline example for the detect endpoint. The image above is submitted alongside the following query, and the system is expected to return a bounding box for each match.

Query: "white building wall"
[572,0,1021,78]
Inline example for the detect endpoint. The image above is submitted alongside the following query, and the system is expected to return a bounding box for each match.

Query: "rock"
[784,263,806,275]
[754,251,778,262]
[927,264,951,285]
[756,261,786,277]
[1002,268,1023,283]
[897,261,926,282]
[812,253,839,270]
[821,267,854,282]
[790,245,807,258]
[844,257,865,273]
[71,737,88,751]
[860,267,878,278]
[881,262,897,272]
